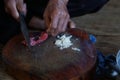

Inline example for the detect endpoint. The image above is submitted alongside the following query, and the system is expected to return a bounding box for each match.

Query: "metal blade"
[19,12,31,49]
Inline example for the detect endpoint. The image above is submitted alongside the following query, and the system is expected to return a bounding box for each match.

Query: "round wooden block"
[2,29,97,80]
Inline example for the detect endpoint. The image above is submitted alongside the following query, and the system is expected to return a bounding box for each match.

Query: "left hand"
[44,0,75,36]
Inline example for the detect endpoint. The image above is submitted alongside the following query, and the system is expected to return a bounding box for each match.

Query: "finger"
[50,15,59,36]
[51,14,59,30]
[45,16,51,33]
[50,28,57,36]
[17,0,27,15]
[44,12,51,30]
[55,16,65,35]
[61,15,69,32]
[51,28,57,36]
[68,20,76,28]
[5,0,19,19]
[22,3,27,15]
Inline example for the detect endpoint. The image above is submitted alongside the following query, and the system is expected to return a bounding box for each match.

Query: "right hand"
[44,0,75,36]
[4,0,27,20]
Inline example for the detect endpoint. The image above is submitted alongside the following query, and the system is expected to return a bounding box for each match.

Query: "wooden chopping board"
[2,28,97,80]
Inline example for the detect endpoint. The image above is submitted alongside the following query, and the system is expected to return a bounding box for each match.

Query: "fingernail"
[23,4,27,15]
[15,12,20,20]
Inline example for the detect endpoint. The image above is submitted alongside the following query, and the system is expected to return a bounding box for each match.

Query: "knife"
[19,12,31,49]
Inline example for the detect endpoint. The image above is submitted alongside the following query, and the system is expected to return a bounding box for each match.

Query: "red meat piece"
[22,32,48,46]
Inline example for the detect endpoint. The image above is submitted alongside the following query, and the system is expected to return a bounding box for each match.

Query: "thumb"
[68,20,76,28]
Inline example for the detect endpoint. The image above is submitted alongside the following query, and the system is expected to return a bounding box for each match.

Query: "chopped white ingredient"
[76,38,79,40]
[55,34,73,50]
[72,47,81,52]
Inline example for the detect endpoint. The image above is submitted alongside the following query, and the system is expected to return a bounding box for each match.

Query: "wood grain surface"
[2,29,96,80]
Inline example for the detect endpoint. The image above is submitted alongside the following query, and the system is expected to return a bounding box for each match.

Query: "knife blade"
[19,12,31,49]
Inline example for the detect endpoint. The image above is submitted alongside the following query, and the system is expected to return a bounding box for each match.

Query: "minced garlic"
[55,34,73,50]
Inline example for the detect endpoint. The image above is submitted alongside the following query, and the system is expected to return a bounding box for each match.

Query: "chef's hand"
[4,0,27,20]
[44,0,75,36]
